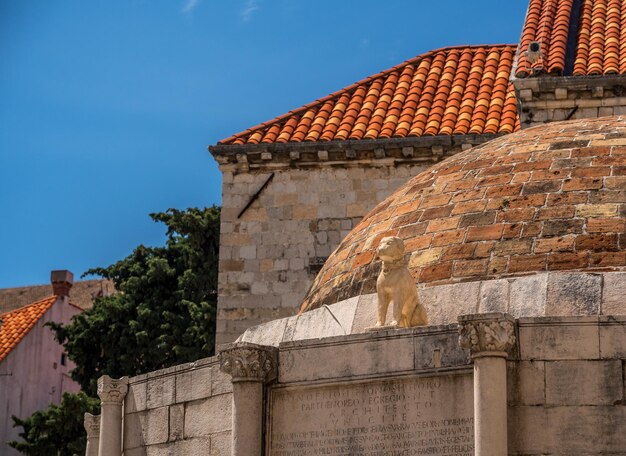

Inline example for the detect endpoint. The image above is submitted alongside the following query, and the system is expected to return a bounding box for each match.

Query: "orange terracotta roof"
[574,0,625,75]
[0,296,57,362]
[516,0,626,77]
[219,45,520,146]
[516,0,574,77]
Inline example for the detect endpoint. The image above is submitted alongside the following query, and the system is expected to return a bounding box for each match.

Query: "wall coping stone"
[278,323,457,350]
[127,355,219,385]
[237,271,626,347]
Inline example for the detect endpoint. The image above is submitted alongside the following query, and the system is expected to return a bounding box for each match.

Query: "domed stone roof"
[301,116,626,313]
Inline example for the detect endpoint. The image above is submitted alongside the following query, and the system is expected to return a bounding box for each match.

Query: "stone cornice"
[513,74,626,105]
[97,375,129,404]
[83,413,100,439]
[209,134,501,172]
[458,313,517,358]
[512,73,626,91]
[218,342,278,383]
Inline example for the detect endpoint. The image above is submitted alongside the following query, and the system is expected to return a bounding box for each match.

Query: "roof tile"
[0,296,57,362]
[220,45,519,146]
[518,0,626,78]
[218,1,626,147]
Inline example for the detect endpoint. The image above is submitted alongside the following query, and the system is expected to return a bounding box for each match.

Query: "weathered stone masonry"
[114,311,626,455]
[514,75,626,128]
[210,135,498,344]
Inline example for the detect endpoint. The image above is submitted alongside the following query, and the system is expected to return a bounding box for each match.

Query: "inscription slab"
[269,374,474,456]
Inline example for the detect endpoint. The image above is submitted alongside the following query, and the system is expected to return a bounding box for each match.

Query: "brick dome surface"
[301,116,626,313]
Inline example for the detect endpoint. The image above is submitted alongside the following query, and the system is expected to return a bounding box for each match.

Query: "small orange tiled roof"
[574,0,625,75]
[220,45,520,146]
[0,296,57,362]
[516,0,574,77]
[516,0,626,77]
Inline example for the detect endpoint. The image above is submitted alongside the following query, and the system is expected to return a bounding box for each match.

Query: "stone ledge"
[237,271,626,349]
[209,134,500,172]
[277,327,471,384]
[513,74,626,94]
[279,327,412,349]
[128,356,219,385]
[513,75,626,127]
[521,96,626,109]
[277,365,473,388]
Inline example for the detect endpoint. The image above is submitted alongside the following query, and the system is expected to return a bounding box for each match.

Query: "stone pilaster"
[84,413,100,456]
[459,313,516,358]
[219,342,278,383]
[459,313,516,456]
[219,342,278,456]
[97,375,128,456]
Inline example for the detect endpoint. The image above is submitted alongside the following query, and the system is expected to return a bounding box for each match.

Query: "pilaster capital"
[83,413,100,439]
[458,313,516,357]
[218,342,278,383]
[97,375,128,404]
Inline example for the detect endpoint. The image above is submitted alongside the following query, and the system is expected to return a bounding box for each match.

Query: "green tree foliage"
[8,392,100,455]
[51,206,220,395]
[9,207,220,455]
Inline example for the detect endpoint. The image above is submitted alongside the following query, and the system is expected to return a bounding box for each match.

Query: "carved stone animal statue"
[375,236,428,328]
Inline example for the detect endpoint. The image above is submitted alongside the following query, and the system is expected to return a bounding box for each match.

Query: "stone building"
[0,271,81,454]
[91,1,626,455]
[97,117,626,456]
[209,44,518,344]
[210,0,626,345]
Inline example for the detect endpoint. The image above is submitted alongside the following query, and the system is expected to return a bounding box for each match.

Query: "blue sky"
[0,0,526,288]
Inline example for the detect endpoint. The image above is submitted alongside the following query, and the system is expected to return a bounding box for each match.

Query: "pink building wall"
[0,296,81,453]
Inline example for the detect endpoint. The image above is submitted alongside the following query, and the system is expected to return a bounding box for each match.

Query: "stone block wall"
[117,314,626,455]
[416,271,626,323]
[514,75,626,128]
[217,163,427,344]
[508,316,626,454]
[211,135,498,345]
[123,356,232,456]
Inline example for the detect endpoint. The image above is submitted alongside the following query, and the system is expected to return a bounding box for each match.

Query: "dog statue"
[373,236,428,328]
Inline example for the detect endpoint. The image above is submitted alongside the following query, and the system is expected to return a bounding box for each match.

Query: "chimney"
[51,270,74,297]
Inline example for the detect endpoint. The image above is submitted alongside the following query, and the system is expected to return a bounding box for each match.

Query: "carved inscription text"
[269,375,473,456]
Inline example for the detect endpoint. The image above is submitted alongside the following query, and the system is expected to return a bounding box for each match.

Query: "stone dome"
[301,116,626,313]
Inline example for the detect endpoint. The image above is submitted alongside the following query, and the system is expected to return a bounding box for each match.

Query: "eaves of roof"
[218,44,520,147]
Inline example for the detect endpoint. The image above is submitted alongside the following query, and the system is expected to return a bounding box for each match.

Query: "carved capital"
[219,342,278,383]
[97,375,128,404]
[83,413,100,439]
[458,313,516,357]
